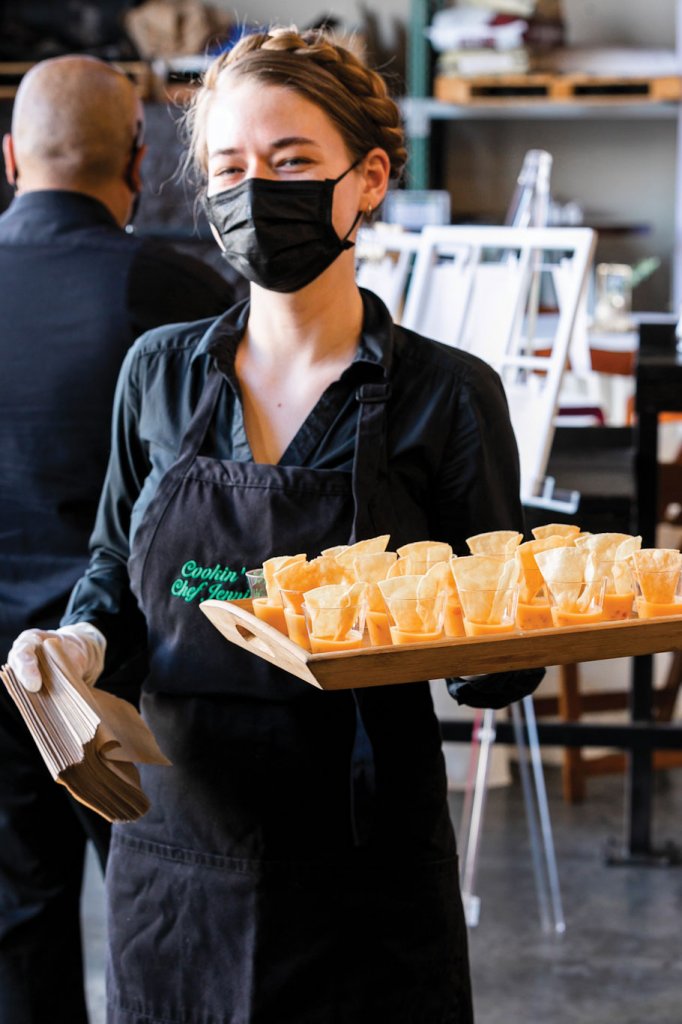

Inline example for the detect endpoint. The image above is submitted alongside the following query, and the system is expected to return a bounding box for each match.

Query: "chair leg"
[558,662,586,803]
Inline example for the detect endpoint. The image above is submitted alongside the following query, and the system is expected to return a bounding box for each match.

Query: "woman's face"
[205,78,369,242]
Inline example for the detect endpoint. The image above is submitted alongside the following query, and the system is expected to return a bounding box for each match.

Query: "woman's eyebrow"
[208,137,321,160]
[271,136,321,150]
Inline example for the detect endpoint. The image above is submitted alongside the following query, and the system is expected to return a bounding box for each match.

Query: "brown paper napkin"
[1,639,170,823]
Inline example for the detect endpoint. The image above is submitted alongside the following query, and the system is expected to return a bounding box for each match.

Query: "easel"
[458,696,565,934]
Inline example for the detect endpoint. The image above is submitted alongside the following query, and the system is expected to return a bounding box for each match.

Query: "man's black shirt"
[0,189,235,656]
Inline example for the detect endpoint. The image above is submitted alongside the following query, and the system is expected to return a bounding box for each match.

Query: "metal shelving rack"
[404,0,682,307]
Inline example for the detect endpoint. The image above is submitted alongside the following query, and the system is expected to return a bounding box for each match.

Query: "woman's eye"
[214,166,242,178]
[277,156,313,170]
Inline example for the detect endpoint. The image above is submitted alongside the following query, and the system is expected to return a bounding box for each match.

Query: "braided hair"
[184,27,406,188]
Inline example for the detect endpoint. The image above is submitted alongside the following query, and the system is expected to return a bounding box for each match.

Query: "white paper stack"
[1,640,170,822]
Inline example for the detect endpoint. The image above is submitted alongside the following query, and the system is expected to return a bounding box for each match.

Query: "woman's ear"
[361,147,391,215]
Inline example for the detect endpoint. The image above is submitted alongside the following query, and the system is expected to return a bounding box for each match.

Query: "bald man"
[0,56,235,1024]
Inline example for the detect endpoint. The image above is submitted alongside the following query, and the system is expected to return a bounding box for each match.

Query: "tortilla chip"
[335,535,391,568]
[424,560,458,602]
[275,555,352,592]
[607,537,641,595]
[633,548,682,604]
[387,556,429,578]
[534,547,589,611]
[351,552,398,612]
[516,536,568,603]
[377,575,441,632]
[275,556,353,612]
[396,540,453,563]
[304,582,366,640]
[262,553,306,604]
[615,537,642,561]
[466,531,522,557]
[321,545,348,557]
[531,523,581,541]
[451,556,519,624]
[579,533,636,562]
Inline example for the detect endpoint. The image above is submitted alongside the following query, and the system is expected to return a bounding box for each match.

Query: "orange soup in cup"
[444,600,465,638]
[550,607,605,627]
[309,631,365,654]
[515,599,553,631]
[463,618,517,637]
[389,626,444,645]
[635,597,682,619]
[283,607,311,651]
[601,591,634,621]
[252,598,288,634]
[366,609,392,647]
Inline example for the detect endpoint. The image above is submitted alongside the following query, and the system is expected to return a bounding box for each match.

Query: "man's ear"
[125,142,146,194]
[2,134,17,188]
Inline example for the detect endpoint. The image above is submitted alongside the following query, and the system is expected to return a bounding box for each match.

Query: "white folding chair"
[354,226,422,322]
[399,225,597,511]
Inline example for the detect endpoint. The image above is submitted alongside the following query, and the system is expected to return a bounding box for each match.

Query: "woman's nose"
[245,158,277,181]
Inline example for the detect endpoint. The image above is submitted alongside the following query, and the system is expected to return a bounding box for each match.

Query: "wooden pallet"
[433,72,682,105]
[0,61,155,101]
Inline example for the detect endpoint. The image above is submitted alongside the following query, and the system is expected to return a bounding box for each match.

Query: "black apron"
[106,359,473,1024]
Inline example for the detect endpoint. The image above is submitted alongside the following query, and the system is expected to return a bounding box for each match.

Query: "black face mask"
[204,161,363,293]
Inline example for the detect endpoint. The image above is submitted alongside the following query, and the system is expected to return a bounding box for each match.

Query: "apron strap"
[174,361,389,849]
[348,378,391,847]
[349,380,392,544]
[174,363,225,468]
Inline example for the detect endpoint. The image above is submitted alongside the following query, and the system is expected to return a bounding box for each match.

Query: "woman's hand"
[8,623,107,692]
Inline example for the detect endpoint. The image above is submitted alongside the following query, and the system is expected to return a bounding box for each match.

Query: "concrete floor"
[81,762,682,1024]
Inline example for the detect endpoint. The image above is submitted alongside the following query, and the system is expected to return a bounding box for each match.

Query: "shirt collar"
[0,190,119,239]
[194,288,395,380]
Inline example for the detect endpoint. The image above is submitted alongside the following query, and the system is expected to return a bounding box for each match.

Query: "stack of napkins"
[1,640,170,822]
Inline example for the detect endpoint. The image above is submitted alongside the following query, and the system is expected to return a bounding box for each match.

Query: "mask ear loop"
[124,120,143,228]
[335,155,371,247]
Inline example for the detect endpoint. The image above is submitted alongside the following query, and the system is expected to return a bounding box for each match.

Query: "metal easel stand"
[458,696,565,934]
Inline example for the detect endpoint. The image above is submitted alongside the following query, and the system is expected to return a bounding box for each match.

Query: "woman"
[10,28,527,1024]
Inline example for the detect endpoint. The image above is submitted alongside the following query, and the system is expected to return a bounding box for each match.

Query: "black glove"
[446,667,545,709]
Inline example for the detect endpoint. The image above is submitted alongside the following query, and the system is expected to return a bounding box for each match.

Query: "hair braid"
[184,26,407,183]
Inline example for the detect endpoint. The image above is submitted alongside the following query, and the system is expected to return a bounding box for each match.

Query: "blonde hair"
[182,27,406,190]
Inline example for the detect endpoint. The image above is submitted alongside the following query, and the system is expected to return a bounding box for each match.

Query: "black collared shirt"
[64,288,523,669]
[0,190,235,658]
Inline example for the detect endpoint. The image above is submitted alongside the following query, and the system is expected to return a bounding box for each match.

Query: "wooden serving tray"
[200,599,682,692]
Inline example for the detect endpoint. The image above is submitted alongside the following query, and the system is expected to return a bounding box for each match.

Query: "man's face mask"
[204,160,363,293]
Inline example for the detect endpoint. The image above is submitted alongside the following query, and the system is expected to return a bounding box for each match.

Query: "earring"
[366,204,373,218]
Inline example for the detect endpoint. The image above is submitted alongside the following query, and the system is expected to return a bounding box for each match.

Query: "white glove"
[7,623,107,693]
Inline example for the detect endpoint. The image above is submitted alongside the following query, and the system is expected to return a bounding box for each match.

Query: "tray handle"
[200,600,320,687]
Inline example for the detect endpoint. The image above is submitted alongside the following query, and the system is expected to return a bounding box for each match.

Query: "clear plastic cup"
[365,594,393,647]
[545,578,606,627]
[245,568,267,599]
[634,568,682,619]
[384,592,446,645]
[247,568,287,634]
[303,600,367,653]
[458,586,519,636]
[595,560,635,621]
[279,588,311,650]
